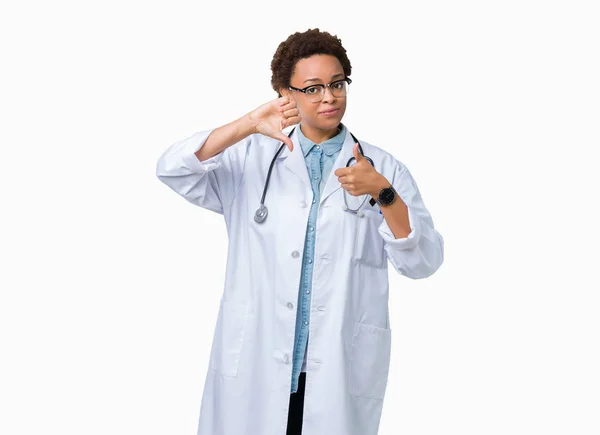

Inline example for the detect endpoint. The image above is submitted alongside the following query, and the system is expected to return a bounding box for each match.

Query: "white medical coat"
[156,126,444,435]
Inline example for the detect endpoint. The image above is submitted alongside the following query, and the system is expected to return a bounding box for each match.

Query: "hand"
[334,143,386,197]
[247,95,301,151]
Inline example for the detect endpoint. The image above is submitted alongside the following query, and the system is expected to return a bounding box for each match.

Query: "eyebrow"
[303,73,345,84]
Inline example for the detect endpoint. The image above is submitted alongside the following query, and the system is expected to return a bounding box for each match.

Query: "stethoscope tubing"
[254,125,374,223]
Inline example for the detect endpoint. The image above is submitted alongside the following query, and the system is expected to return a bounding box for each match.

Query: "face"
[280,54,347,135]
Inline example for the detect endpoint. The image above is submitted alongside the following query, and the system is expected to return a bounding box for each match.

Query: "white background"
[1,0,599,434]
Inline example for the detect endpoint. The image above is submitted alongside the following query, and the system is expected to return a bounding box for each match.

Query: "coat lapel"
[278,127,310,189]
[278,125,356,206]
[320,128,355,205]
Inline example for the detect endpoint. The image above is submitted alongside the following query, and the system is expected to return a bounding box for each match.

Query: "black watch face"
[380,188,396,204]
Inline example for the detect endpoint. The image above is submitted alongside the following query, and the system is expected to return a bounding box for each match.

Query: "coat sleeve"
[156,129,250,215]
[377,160,444,279]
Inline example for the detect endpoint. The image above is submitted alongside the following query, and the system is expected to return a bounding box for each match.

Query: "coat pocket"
[348,321,392,400]
[353,209,386,269]
[209,299,250,378]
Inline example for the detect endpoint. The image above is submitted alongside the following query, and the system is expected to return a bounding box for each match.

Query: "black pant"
[286,372,306,435]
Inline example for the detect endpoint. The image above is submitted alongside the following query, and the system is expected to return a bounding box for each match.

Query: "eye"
[332,81,345,90]
[305,86,320,95]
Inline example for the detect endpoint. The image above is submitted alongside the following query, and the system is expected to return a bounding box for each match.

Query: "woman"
[156,29,443,435]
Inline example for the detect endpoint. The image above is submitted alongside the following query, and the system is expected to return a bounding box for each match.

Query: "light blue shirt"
[290,123,347,393]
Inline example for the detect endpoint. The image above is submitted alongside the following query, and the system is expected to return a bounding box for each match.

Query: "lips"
[319,108,339,115]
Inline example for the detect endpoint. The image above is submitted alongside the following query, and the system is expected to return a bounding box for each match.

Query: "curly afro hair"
[271,28,352,97]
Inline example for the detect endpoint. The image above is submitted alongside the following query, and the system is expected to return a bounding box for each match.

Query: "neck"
[300,123,340,144]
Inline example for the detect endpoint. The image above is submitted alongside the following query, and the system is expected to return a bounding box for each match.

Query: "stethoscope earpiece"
[341,204,366,217]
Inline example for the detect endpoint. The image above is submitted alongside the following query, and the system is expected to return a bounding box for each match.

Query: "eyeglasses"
[288,77,352,103]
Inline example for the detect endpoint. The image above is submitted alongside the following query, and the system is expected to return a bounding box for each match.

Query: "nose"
[321,86,336,103]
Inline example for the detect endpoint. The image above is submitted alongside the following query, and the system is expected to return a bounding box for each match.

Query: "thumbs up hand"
[334,143,388,197]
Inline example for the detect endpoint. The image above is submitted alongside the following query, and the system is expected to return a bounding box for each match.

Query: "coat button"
[291,251,299,258]
[300,201,307,208]
[287,302,294,310]
[284,353,291,364]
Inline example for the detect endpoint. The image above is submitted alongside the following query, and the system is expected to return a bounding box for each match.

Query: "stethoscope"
[254,124,375,223]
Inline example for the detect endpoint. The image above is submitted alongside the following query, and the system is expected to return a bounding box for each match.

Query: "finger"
[279,95,297,109]
[279,101,297,113]
[338,166,350,175]
[284,117,301,128]
[339,175,353,184]
[282,108,299,118]
[282,116,302,128]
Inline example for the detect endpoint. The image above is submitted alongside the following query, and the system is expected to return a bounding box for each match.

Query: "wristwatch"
[373,184,398,207]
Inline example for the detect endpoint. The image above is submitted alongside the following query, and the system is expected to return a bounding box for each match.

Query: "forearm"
[371,174,411,239]
[195,113,256,162]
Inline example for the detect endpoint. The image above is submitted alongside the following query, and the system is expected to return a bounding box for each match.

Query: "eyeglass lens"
[305,81,349,102]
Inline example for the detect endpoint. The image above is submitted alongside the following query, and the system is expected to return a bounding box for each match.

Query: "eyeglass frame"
[288,77,352,102]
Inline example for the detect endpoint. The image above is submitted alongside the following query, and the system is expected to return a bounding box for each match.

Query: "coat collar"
[277,123,356,205]
[297,123,347,157]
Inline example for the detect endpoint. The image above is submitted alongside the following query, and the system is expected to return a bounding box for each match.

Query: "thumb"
[274,132,294,151]
[353,143,362,161]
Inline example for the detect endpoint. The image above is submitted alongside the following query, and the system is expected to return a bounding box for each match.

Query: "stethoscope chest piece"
[254,204,268,223]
